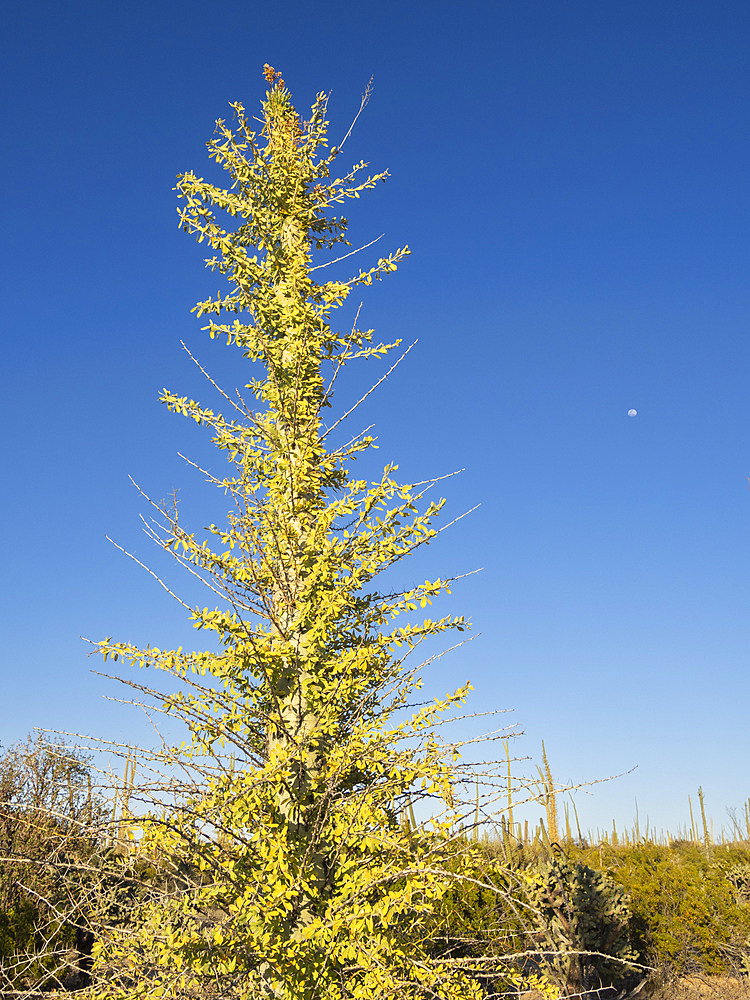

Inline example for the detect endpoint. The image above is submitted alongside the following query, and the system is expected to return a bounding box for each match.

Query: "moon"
[627,409,638,417]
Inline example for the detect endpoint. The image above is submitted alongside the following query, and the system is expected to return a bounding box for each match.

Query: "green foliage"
[0,735,105,991]
[432,855,511,961]
[522,852,639,995]
[0,898,65,990]
[571,841,750,977]
[88,67,493,1000]
[425,843,560,997]
[421,829,750,990]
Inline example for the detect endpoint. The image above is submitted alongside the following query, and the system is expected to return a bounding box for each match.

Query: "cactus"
[524,852,639,996]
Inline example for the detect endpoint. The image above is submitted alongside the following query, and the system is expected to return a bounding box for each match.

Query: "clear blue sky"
[3,0,750,837]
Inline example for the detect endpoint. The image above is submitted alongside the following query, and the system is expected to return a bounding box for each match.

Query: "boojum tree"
[92,67,498,1000]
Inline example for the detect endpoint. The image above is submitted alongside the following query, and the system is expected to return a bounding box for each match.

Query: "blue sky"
[2,0,750,837]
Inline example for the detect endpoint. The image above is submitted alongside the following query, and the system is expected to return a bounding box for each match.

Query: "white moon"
[627,409,638,417]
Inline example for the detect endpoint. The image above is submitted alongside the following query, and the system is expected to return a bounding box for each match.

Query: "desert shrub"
[425,846,532,994]
[570,841,750,977]
[0,735,106,990]
[0,897,71,989]
[424,838,640,997]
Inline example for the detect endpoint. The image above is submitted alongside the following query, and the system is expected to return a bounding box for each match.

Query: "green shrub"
[425,840,641,997]
[423,842,558,996]
[571,841,750,976]
[0,735,106,990]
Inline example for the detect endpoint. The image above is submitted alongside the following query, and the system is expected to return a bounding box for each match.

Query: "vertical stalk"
[698,786,710,847]
[634,798,640,843]
[541,742,558,845]
[570,797,583,845]
[688,795,697,843]
[503,738,513,832]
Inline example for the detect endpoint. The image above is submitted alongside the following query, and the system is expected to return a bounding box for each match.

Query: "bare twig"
[322,340,417,439]
[337,76,374,151]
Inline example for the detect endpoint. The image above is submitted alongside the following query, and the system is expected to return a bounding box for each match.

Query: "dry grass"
[644,975,749,1000]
